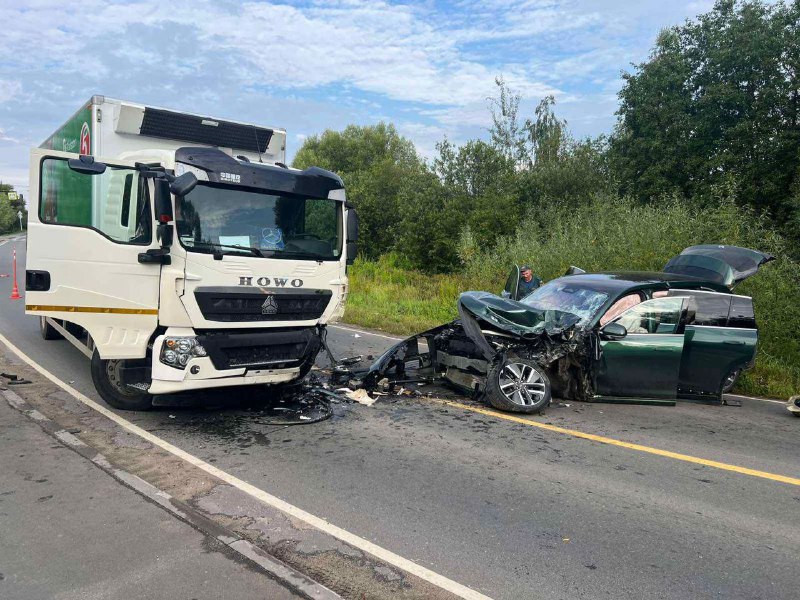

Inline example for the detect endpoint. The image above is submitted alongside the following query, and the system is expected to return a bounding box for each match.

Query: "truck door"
[25,148,162,360]
[594,297,688,399]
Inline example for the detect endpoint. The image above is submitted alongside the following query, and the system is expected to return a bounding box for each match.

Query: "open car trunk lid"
[663,245,774,288]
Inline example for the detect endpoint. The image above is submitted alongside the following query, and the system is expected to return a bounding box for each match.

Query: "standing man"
[517,265,542,299]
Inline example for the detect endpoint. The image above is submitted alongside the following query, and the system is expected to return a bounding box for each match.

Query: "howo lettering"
[25,96,358,410]
[238,277,304,287]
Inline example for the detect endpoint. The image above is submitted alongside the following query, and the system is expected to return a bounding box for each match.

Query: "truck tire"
[90,351,153,411]
[40,316,63,340]
[485,357,551,414]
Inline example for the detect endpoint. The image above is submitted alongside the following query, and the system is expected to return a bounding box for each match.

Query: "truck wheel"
[40,316,63,340]
[90,351,153,411]
[485,357,551,414]
[721,369,741,394]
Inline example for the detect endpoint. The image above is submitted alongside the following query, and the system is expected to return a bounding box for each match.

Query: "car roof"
[551,271,728,293]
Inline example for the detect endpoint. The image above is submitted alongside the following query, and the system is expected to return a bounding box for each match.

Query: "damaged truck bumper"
[148,327,321,395]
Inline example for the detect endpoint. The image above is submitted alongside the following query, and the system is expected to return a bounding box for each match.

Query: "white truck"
[25,96,358,410]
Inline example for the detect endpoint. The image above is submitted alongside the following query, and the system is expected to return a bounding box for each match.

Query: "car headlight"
[160,336,207,369]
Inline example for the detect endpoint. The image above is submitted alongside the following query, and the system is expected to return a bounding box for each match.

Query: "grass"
[343,196,800,400]
[343,256,469,335]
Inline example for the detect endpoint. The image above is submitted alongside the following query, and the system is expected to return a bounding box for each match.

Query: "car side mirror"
[600,322,627,340]
[68,155,106,175]
[170,172,198,197]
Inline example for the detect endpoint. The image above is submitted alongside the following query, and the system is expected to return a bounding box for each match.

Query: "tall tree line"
[294,0,800,272]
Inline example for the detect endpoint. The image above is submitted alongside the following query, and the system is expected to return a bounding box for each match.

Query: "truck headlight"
[160,336,207,369]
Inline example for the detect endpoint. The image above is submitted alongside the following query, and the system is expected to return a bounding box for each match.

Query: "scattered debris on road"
[1,372,32,385]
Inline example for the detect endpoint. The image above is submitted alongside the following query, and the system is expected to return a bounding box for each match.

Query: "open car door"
[25,148,162,360]
[501,265,520,300]
[664,245,774,289]
[595,296,689,399]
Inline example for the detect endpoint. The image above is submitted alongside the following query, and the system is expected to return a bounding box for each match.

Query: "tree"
[612,0,800,240]
[0,182,21,233]
[488,76,529,168]
[293,123,426,258]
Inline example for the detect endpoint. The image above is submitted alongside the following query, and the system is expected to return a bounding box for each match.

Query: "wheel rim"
[105,360,136,397]
[723,370,740,391]
[498,362,547,406]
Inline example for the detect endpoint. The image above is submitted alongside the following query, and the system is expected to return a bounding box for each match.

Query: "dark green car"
[366,245,773,413]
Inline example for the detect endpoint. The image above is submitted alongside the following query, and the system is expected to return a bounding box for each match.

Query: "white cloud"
[0,80,22,104]
[0,0,731,181]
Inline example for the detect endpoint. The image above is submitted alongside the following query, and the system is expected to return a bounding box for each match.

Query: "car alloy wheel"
[722,369,741,394]
[498,361,548,407]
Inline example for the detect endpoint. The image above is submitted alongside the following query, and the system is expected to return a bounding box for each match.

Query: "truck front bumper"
[149,326,321,395]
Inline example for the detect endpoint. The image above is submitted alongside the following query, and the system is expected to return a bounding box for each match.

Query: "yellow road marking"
[26,304,158,315]
[428,398,800,487]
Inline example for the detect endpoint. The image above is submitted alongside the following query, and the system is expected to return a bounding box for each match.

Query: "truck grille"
[197,328,322,371]
[223,342,308,368]
[195,289,332,323]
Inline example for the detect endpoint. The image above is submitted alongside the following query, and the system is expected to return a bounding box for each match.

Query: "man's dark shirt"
[518,275,542,299]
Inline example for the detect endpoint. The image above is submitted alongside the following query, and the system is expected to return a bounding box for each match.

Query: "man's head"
[521,266,533,282]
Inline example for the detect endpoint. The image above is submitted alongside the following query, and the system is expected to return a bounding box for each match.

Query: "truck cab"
[25,98,357,409]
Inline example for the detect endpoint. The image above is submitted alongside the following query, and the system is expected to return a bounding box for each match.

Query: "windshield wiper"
[186,240,264,258]
[259,250,332,260]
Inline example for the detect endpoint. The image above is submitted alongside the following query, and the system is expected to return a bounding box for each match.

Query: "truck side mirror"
[68,155,106,175]
[170,172,198,197]
[154,179,174,250]
[157,223,174,247]
[154,179,173,223]
[346,208,359,266]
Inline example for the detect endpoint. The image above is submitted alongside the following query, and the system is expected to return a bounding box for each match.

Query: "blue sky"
[0,0,717,195]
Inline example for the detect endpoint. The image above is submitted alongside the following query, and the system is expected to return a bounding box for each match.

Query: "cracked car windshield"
[176,183,342,260]
[520,280,609,325]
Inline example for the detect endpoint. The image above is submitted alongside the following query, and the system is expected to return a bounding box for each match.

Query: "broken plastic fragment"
[338,388,376,406]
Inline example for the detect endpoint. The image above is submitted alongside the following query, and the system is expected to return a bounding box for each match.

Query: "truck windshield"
[176,183,342,260]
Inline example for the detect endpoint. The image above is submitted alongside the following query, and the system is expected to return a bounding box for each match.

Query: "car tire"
[90,351,153,411]
[40,316,63,340]
[485,357,551,414]
[721,369,741,394]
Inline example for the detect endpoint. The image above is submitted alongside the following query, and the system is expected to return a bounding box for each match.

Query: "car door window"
[600,293,643,326]
[502,265,520,299]
[40,157,151,245]
[612,297,684,334]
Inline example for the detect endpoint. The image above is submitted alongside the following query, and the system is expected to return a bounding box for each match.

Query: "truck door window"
[39,158,151,245]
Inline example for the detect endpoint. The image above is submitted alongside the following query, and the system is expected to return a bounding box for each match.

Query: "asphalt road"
[1,238,799,600]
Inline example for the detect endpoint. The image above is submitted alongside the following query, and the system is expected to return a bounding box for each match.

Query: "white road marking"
[0,331,492,600]
[330,324,403,342]
[725,394,788,405]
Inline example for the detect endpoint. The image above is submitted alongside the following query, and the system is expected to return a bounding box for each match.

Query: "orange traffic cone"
[9,247,21,300]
